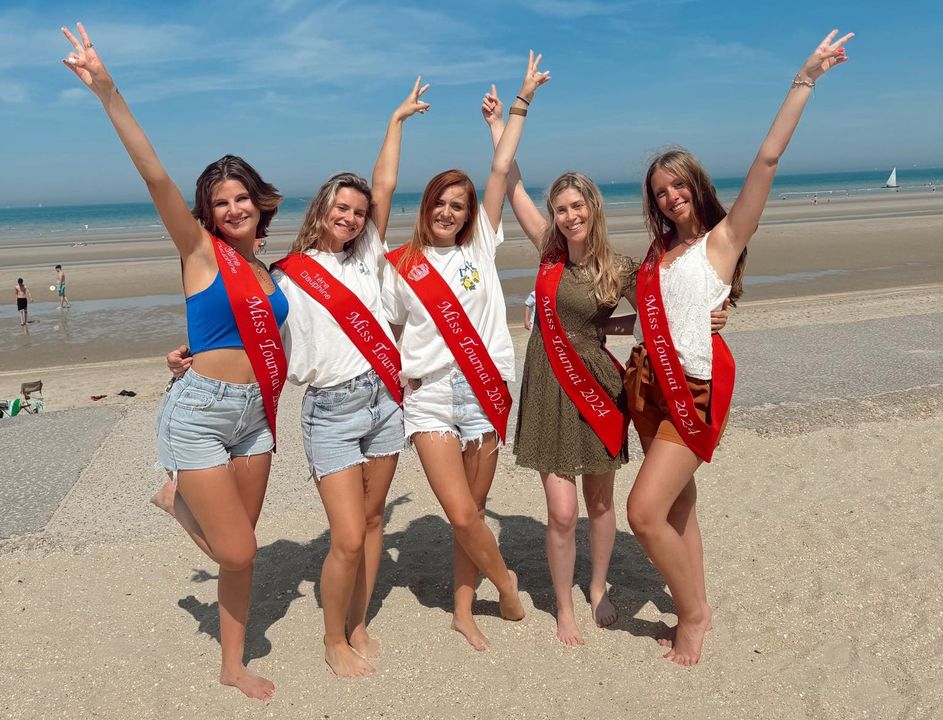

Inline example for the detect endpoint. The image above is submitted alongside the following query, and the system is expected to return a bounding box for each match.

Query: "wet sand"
[2,191,942,372]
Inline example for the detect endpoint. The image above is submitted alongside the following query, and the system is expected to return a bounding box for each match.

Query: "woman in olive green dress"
[482,89,727,646]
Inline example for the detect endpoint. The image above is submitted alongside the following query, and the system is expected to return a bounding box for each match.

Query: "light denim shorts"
[156,369,273,475]
[403,365,497,447]
[301,369,405,481]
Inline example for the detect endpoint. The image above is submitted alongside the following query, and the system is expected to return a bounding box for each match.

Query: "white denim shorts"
[403,364,497,447]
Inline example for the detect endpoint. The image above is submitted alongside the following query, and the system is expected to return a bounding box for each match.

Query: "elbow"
[757,151,781,170]
[490,158,511,179]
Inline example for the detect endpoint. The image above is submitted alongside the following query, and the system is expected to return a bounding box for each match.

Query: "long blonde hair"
[542,172,621,306]
[642,147,747,305]
[290,173,373,258]
[396,169,478,271]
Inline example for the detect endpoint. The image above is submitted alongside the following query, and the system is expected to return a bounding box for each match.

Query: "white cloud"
[0,82,29,104]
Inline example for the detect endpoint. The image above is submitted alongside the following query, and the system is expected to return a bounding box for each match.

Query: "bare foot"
[663,612,712,666]
[590,586,618,628]
[451,614,490,651]
[325,641,374,678]
[499,570,525,621]
[348,625,382,660]
[150,480,176,516]
[219,666,275,701]
[656,606,712,648]
[554,607,585,647]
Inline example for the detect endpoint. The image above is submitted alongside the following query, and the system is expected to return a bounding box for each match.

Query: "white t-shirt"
[272,221,395,388]
[524,290,537,325]
[382,206,515,381]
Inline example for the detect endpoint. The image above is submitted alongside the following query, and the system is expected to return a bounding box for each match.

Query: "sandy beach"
[2,191,942,372]
[1,193,942,719]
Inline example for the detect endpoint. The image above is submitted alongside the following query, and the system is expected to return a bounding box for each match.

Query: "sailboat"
[884,168,899,188]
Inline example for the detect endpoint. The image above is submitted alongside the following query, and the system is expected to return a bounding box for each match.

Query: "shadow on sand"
[177,493,674,661]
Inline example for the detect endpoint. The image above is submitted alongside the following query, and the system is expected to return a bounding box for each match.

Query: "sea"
[2,167,941,246]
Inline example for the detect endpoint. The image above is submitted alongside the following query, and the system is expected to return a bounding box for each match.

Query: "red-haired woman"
[60,24,288,699]
[626,30,853,666]
[381,52,550,651]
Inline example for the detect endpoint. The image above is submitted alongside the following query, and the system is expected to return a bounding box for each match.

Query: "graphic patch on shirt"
[459,261,481,291]
[357,260,370,275]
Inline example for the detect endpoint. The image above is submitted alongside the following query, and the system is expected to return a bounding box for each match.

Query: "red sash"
[211,237,288,449]
[636,244,735,463]
[386,245,513,441]
[536,256,625,457]
[272,253,403,403]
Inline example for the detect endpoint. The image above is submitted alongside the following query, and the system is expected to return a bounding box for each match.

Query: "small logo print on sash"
[459,261,481,291]
[408,263,430,282]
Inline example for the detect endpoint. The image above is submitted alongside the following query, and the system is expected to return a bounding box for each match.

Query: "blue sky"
[2,0,941,206]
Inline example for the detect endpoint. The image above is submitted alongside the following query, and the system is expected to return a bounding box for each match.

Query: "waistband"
[308,368,379,393]
[180,368,262,400]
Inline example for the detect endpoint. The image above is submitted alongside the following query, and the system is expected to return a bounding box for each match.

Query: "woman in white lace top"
[623,30,854,666]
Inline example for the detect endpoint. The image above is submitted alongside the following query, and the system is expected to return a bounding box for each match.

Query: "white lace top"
[633,234,731,380]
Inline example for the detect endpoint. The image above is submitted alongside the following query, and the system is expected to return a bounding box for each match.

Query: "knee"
[449,508,482,535]
[585,496,613,520]
[217,538,257,572]
[626,502,659,541]
[547,505,578,535]
[330,526,367,563]
[364,512,383,534]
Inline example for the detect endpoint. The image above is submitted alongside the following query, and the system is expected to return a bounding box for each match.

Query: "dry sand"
[1,194,942,719]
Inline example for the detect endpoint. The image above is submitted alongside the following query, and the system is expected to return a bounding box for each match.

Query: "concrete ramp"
[0,407,123,539]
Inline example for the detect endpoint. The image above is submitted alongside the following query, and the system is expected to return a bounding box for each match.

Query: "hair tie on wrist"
[516,95,531,106]
[509,107,528,117]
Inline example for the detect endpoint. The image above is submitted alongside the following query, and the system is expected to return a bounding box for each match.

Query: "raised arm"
[711,29,853,275]
[481,86,548,248]
[371,76,430,240]
[481,51,550,231]
[60,23,204,258]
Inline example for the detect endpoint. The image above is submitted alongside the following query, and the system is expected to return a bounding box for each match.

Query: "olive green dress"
[513,254,638,476]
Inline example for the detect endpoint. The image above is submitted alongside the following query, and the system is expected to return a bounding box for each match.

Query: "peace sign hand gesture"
[61,22,115,100]
[392,76,430,122]
[481,84,504,126]
[798,29,854,82]
[517,50,551,103]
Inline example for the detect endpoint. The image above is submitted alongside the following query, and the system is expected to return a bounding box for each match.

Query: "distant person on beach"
[380,51,550,651]
[15,278,32,327]
[54,264,70,308]
[60,23,289,700]
[483,90,728,646]
[616,29,854,666]
[523,289,536,330]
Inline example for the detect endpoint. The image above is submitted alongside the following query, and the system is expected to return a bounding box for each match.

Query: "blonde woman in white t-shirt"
[381,51,549,651]
[165,80,430,677]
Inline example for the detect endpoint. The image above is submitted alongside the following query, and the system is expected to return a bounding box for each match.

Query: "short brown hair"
[192,155,282,239]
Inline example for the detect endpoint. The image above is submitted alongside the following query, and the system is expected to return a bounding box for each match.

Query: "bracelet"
[792,74,815,89]
[509,107,528,117]
[516,95,531,106]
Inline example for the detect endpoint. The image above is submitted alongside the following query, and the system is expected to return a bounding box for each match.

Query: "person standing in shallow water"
[60,23,289,700]
[54,265,70,308]
[15,278,32,329]
[624,30,854,666]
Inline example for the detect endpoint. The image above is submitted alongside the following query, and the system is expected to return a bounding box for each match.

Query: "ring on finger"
[84,42,93,49]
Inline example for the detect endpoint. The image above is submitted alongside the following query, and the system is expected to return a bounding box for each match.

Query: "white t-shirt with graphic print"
[382,206,515,382]
[273,221,395,389]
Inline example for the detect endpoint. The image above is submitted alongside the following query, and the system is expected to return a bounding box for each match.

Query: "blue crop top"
[186,272,289,354]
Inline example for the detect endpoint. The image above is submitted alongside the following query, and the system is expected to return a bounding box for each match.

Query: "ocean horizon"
[2,167,941,247]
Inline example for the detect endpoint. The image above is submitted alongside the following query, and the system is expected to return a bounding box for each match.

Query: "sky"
[1,0,941,206]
